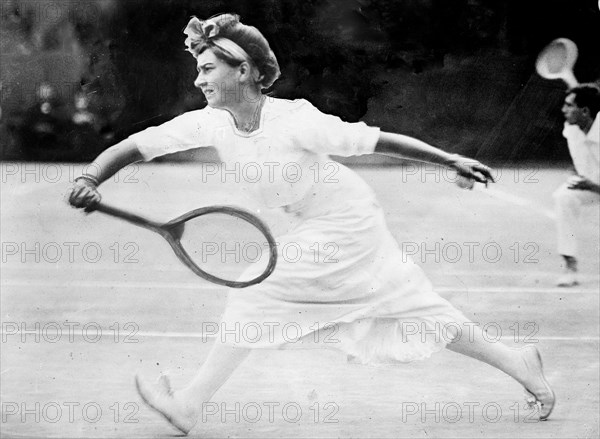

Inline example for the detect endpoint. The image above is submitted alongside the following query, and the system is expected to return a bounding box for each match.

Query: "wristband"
[75,174,100,187]
[443,153,462,167]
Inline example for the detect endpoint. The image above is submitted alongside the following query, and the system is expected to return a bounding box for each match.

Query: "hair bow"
[184,15,240,56]
[183,17,214,54]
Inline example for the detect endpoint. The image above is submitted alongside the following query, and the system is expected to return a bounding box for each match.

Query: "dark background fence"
[1,0,599,164]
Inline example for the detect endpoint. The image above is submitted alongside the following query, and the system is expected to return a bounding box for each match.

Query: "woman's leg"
[446,325,527,382]
[445,321,555,419]
[178,343,251,410]
[136,343,251,434]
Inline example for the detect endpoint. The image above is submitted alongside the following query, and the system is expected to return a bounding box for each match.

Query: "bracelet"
[75,174,100,187]
[443,153,461,167]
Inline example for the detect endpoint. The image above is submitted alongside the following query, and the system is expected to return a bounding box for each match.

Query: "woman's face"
[194,49,243,109]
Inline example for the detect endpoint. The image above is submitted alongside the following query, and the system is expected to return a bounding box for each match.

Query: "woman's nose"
[194,73,206,88]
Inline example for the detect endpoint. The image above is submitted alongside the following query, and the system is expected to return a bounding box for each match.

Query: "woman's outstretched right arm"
[68,139,144,209]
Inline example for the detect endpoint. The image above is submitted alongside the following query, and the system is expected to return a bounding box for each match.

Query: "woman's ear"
[238,62,251,80]
[239,62,262,84]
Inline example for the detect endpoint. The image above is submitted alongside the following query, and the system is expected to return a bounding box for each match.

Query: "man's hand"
[567,175,600,193]
[68,176,102,210]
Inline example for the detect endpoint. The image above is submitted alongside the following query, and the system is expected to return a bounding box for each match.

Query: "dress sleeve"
[128,109,216,161]
[295,100,380,157]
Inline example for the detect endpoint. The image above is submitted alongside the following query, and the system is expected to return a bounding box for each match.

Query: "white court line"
[439,270,600,280]
[438,286,599,295]
[0,330,596,342]
[131,331,599,342]
[2,279,598,295]
[5,264,600,280]
[3,266,600,286]
[2,264,191,272]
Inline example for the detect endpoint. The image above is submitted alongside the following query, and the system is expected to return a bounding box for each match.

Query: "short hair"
[567,83,600,118]
[184,14,280,89]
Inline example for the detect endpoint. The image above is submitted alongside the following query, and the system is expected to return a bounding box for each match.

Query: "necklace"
[237,96,265,133]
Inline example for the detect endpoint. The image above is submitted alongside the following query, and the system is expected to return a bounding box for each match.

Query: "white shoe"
[556,271,578,287]
[521,345,555,421]
[135,373,197,435]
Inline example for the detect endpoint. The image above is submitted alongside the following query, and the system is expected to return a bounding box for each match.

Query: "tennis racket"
[535,38,579,88]
[92,203,278,288]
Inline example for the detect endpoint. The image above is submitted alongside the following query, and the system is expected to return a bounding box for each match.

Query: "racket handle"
[561,71,579,88]
[93,202,162,230]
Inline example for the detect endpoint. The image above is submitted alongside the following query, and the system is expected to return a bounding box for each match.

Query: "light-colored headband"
[184,16,250,64]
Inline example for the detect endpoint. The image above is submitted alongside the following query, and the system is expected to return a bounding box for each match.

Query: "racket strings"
[178,213,272,283]
[535,38,578,86]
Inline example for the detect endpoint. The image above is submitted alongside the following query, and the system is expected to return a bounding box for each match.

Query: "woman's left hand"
[567,175,600,193]
[448,155,495,186]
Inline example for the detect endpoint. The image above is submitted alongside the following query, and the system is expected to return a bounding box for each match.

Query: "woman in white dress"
[68,13,555,434]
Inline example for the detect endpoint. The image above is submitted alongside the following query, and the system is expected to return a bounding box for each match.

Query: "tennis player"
[68,14,555,433]
[553,83,600,287]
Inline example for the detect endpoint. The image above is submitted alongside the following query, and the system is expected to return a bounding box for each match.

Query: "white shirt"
[563,113,600,184]
[129,98,381,209]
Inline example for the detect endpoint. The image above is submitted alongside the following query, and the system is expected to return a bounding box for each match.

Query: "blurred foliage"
[1,0,599,162]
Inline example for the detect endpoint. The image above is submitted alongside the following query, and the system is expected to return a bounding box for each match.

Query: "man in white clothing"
[553,83,600,287]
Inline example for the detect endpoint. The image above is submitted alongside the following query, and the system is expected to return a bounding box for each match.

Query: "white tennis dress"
[129,97,466,365]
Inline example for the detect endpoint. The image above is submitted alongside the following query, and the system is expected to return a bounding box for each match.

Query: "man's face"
[562,93,588,126]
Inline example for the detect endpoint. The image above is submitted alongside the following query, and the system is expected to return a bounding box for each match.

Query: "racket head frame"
[93,203,278,289]
[162,205,278,288]
[535,38,579,88]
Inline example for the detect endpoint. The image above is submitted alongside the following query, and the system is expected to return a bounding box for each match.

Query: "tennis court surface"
[1,162,598,438]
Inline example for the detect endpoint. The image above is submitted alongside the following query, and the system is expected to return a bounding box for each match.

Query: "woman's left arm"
[374,131,495,184]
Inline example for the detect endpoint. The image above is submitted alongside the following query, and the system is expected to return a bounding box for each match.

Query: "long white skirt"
[220,192,466,365]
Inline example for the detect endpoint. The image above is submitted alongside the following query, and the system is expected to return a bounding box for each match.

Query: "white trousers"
[553,183,600,257]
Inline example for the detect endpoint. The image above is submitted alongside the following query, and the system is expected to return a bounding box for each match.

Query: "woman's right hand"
[68,176,102,210]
